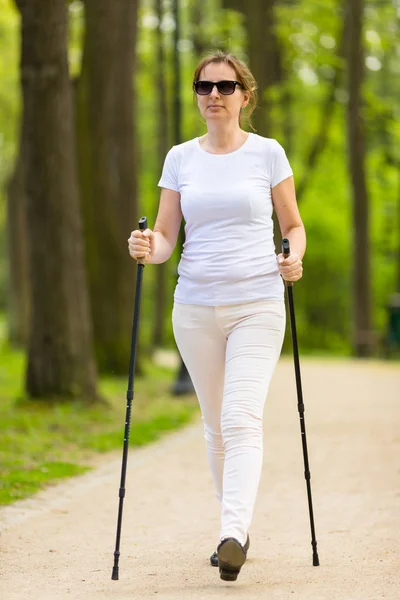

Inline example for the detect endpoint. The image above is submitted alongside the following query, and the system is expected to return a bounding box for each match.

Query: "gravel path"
[1,358,399,600]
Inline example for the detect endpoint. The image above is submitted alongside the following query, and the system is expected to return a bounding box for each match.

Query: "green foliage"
[0,0,399,357]
[0,0,20,309]
[291,137,352,353]
[0,0,398,505]
[0,1,20,167]
[68,0,84,77]
[0,341,199,505]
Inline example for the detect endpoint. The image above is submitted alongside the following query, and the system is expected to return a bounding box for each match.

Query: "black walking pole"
[282,238,320,567]
[112,216,148,581]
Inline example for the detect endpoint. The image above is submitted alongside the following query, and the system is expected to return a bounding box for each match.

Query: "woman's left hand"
[277,253,303,282]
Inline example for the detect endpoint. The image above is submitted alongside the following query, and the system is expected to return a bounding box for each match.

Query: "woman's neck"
[200,126,249,154]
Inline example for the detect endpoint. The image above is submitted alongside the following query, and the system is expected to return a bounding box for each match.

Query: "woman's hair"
[193,50,258,131]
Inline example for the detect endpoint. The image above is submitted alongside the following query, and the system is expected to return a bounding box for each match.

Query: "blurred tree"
[6,116,29,347]
[345,0,371,356]
[2,0,398,359]
[397,179,400,292]
[223,0,283,250]
[76,0,139,373]
[190,0,207,59]
[152,0,169,348]
[223,0,282,135]
[15,0,98,399]
[222,0,242,16]
[171,0,194,394]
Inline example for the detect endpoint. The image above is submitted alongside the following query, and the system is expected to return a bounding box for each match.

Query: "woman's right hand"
[127,228,154,263]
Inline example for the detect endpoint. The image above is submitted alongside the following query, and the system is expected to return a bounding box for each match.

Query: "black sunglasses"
[194,80,243,96]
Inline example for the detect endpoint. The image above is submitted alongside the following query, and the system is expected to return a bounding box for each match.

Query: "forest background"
[0,0,400,503]
[0,0,399,501]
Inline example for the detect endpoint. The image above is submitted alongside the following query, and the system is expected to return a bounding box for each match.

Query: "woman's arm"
[128,188,182,264]
[149,188,182,264]
[272,175,306,281]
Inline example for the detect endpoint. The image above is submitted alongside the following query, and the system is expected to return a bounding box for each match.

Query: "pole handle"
[138,216,148,231]
[281,238,293,287]
[282,237,290,259]
[137,216,148,265]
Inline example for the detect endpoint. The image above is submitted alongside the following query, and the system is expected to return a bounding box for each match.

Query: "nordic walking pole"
[112,216,148,581]
[282,238,320,567]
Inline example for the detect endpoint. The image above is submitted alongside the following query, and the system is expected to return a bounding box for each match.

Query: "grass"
[0,344,199,505]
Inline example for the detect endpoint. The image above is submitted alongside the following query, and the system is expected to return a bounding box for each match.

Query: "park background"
[0,0,399,505]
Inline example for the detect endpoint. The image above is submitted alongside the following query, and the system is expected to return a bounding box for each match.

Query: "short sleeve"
[270,141,293,188]
[157,146,181,192]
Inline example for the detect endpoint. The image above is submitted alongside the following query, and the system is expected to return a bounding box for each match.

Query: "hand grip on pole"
[281,238,293,286]
[137,216,148,265]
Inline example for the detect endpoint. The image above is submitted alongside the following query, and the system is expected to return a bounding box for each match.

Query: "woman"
[128,51,305,582]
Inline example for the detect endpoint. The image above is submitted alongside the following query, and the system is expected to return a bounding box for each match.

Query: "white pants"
[172,299,286,546]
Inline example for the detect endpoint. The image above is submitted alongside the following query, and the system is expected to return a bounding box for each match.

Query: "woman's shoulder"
[248,133,286,153]
[167,137,199,157]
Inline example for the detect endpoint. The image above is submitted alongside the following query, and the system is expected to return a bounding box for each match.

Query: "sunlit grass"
[0,343,199,505]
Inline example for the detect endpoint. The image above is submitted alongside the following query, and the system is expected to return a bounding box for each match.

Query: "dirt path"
[1,358,399,600]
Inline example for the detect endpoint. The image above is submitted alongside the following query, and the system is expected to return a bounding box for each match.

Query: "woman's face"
[196,62,249,126]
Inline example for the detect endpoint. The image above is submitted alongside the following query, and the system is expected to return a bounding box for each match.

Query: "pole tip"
[111,566,119,580]
[313,553,320,567]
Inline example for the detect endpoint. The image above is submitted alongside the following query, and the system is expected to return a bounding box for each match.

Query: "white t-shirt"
[158,132,293,306]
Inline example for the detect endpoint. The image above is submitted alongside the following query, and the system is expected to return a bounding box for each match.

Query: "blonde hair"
[193,51,258,131]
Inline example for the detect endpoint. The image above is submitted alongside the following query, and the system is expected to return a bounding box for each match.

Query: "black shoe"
[210,534,249,567]
[210,551,218,567]
[216,537,248,581]
[210,535,250,567]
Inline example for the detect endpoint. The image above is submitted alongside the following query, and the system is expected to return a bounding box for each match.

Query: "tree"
[222,0,283,253]
[153,0,169,348]
[76,0,139,372]
[6,117,29,347]
[345,0,372,356]
[171,0,194,395]
[190,1,208,60]
[223,0,282,135]
[15,0,98,399]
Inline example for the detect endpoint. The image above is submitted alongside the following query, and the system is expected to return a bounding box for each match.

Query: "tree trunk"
[396,167,400,292]
[222,0,243,14]
[6,118,30,347]
[346,0,372,356]
[113,1,139,234]
[171,0,194,395]
[223,0,282,250]
[223,0,282,136]
[16,0,98,399]
[190,1,207,60]
[153,0,169,348]
[76,0,139,373]
[245,0,282,135]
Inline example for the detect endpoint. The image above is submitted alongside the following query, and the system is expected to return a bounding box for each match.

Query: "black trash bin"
[385,293,400,357]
